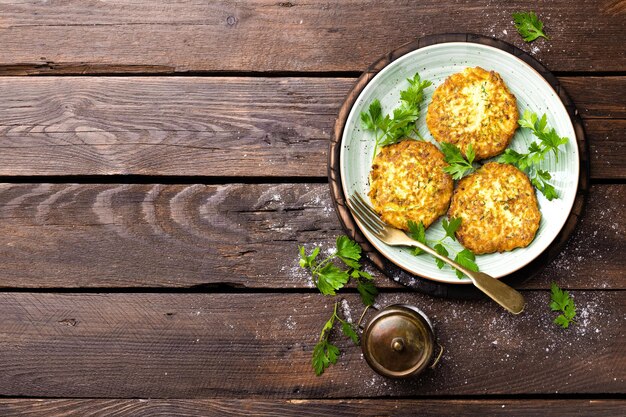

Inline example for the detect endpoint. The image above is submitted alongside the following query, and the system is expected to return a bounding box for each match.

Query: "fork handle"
[406,240,526,315]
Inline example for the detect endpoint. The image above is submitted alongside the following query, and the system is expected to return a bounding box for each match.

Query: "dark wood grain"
[0,291,623,398]
[561,77,626,119]
[0,1,624,74]
[0,77,341,177]
[0,0,622,409]
[0,399,624,416]
[585,119,626,180]
[0,77,623,178]
[0,183,622,290]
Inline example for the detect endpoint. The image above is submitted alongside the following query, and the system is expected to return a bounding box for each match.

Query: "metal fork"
[348,193,525,314]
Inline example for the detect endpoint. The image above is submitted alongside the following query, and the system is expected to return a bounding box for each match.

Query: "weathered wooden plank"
[0,291,623,398]
[0,77,340,177]
[585,119,626,180]
[0,183,622,290]
[0,77,623,178]
[0,1,624,74]
[561,77,626,119]
[0,399,624,417]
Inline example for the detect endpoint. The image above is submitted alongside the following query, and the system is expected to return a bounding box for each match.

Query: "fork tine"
[350,198,384,235]
[353,193,385,229]
[349,193,385,234]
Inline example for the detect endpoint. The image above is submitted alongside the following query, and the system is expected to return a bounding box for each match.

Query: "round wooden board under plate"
[328,33,590,299]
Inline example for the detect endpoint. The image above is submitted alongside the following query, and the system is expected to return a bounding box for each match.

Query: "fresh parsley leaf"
[518,109,537,129]
[299,236,376,299]
[312,303,339,376]
[407,220,427,255]
[442,217,462,241]
[519,110,568,162]
[335,235,362,268]
[539,129,569,161]
[298,246,320,268]
[400,72,432,109]
[312,300,364,376]
[356,269,373,280]
[302,237,380,376]
[499,148,525,168]
[433,243,449,269]
[441,142,476,180]
[357,278,378,306]
[531,170,559,201]
[312,340,340,376]
[541,183,558,201]
[499,110,568,200]
[454,249,479,279]
[406,217,481,278]
[360,99,383,131]
[549,281,568,310]
[512,11,548,42]
[550,282,577,329]
[341,322,360,345]
[316,263,350,296]
[554,315,570,328]
[360,72,431,157]
[335,235,361,260]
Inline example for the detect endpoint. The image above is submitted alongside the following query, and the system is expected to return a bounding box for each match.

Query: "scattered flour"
[285,315,297,330]
[340,299,353,323]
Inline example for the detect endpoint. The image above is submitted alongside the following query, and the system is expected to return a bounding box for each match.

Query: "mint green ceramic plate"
[340,42,579,284]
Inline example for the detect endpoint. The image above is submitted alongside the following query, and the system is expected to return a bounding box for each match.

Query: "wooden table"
[0,1,624,415]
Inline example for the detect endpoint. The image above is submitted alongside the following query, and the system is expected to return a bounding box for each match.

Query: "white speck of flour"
[340,299,353,323]
[285,315,297,330]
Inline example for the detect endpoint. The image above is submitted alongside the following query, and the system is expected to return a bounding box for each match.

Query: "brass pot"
[360,304,443,378]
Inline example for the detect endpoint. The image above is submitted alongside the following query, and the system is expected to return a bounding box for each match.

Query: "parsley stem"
[372,132,383,161]
[334,312,347,326]
[412,128,425,141]
[311,254,336,276]
[319,302,339,343]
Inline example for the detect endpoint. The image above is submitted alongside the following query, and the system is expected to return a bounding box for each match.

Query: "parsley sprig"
[311,301,360,376]
[441,142,476,180]
[512,11,548,42]
[360,72,432,158]
[299,235,377,304]
[407,218,479,279]
[499,110,569,200]
[550,282,577,329]
[300,236,379,375]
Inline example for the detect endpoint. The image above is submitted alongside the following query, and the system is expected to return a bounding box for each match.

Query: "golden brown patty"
[368,140,454,231]
[426,67,518,160]
[448,162,541,254]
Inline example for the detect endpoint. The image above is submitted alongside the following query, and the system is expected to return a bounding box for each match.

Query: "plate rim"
[328,33,590,297]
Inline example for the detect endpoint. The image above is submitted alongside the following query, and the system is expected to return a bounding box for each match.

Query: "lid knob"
[391,337,405,352]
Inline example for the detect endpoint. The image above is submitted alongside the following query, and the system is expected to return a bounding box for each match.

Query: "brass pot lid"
[361,304,435,378]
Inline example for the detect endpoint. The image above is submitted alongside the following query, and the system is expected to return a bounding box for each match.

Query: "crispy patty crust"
[426,67,518,160]
[368,140,454,231]
[448,162,541,254]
